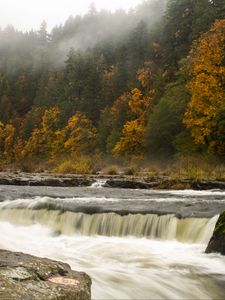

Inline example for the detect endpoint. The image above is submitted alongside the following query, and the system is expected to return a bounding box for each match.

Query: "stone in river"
[205,211,225,255]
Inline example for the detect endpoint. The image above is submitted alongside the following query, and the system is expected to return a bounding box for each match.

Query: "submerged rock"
[0,249,91,299]
[205,211,225,255]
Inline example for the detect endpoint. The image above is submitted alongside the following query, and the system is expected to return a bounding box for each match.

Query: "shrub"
[103,165,119,175]
[54,157,93,174]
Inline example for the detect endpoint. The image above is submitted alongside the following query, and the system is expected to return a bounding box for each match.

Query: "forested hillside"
[0,0,224,172]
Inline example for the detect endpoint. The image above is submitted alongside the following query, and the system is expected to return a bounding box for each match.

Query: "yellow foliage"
[42,107,60,131]
[0,123,16,163]
[184,19,225,155]
[137,61,153,88]
[113,119,145,157]
[64,111,97,155]
[14,138,26,161]
[129,88,153,118]
[25,128,47,158]
[112,61,155,158]
[54,157,93,174]
[25,107,63,159]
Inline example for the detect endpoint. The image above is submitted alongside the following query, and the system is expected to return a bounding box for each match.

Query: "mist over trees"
[0,0,224,170]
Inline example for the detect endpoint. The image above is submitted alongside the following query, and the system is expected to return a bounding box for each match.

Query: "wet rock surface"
[206,211,225,255]
[103,179,154,189]
[0,172,225,190]
[0,172,94,187]
[0,249,91,299]
[105,178,225,190]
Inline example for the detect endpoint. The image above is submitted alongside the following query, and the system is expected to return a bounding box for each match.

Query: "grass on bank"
[0,154,224,181]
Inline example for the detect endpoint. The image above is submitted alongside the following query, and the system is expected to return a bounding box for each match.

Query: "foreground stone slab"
[206,211,225,255]
[0,249,91,299]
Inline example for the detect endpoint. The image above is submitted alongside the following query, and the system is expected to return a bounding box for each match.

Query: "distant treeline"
[0,0,224,170]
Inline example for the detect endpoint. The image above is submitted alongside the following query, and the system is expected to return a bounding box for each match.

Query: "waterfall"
[0,206,218,243]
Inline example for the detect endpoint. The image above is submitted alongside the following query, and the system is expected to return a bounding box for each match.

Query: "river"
[0,183,225,299]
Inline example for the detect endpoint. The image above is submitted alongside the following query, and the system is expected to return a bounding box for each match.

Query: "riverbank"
[0,172,225,190]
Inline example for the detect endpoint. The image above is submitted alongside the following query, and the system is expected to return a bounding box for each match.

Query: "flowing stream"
[0,184,225,299]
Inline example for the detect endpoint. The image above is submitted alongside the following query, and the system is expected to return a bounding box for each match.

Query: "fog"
[0,0,143,31]
[54,1,167,66]
[0,0,167,71]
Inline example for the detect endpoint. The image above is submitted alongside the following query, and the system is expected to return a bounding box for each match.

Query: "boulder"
[205,211,225,255]
[0,249,91,299]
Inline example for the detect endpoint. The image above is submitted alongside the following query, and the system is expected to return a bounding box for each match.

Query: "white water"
[0,208,218,243]
[90,179,107,188]
[1,221,225,299]
[0,190,225,299]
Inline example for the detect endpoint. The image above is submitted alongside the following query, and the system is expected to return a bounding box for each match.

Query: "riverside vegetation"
[0,0,224,176]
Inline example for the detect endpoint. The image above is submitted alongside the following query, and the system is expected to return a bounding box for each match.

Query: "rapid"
[0,183,225,299]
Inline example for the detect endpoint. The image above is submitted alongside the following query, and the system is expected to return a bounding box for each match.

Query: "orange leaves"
[184,19,225,155]
[137,62,153,89]
[112,119,145,157]
[129,88,154,118]
[0,107,98,164]
[112,61,156,158]
[112,90,147,157]
[129,88,145,116]
[25,107,61,159]
[64,111,97,155]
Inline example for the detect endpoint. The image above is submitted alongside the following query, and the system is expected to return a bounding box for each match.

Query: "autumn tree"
[113,68,155,158]
[97,92,133,154]
[64,111,97,155]
[0,122,16,163]
[25,107,61,159]
[112,119,145,157]
[184,19,225,155]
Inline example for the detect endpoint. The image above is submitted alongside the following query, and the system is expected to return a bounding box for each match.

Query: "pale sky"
[0,0,143,32]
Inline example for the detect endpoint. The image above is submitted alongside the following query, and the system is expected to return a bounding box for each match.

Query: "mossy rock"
[205,211,225,255]
[214,211,225,236]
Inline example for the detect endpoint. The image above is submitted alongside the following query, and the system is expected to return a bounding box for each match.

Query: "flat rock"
[0,172,225,190]
[0,172,94,187]
[0,249,91,299]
